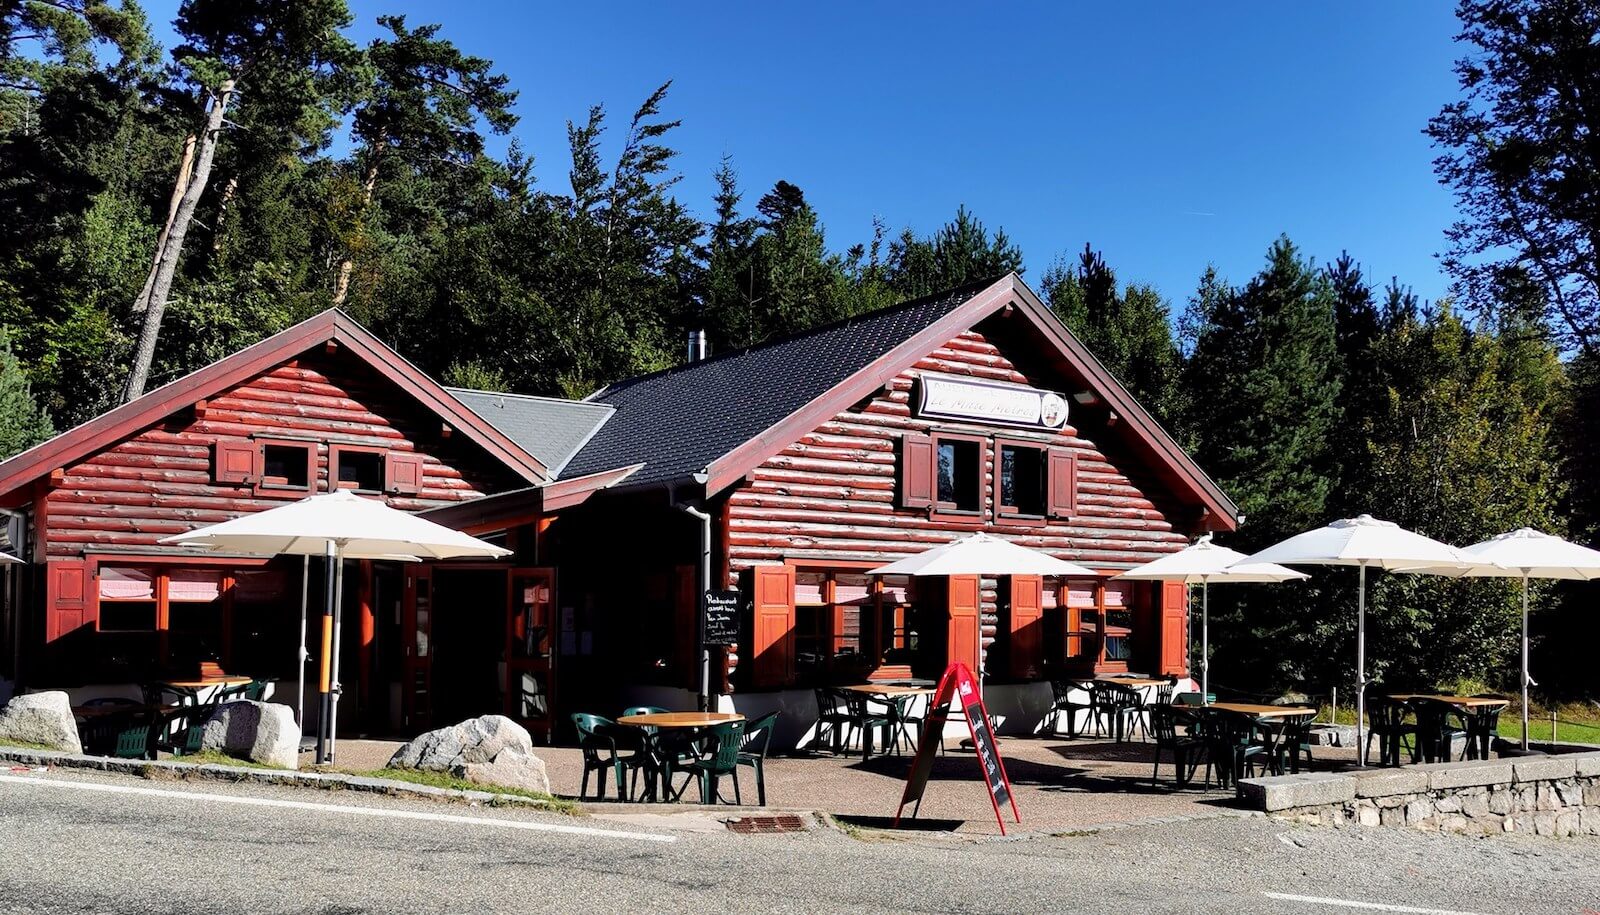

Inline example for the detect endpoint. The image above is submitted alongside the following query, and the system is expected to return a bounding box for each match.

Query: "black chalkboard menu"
[703,589,741,646]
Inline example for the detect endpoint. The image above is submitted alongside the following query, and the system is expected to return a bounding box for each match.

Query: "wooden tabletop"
[1204,702,1317,718]
[157,676,252,690]
[835,684,935,697]
[616,711,745,729]
[1095,677,1167,688]
[1390,694,1510,709]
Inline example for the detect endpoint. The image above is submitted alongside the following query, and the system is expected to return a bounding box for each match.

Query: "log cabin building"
[0,273,1237,747]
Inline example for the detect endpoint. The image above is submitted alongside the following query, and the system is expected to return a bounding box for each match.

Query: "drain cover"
[725,814,807,834]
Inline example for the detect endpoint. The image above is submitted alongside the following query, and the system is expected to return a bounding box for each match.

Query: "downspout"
[673,471,713,713]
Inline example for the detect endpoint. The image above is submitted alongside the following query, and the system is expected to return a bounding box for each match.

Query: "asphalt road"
[0,768,1596,914]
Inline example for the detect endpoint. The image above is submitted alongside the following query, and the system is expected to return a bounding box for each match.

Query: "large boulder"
[0,691,81,754]
[388,714,549,795]
[199,700,299,769]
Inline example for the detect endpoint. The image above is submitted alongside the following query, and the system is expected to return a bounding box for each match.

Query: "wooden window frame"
[992,437,1049,526]
[93,560,271,670]
[930,431,987,523]
[254,438,317,496]
[329,444,387,494]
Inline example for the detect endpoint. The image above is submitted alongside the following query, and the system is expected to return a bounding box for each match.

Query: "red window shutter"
[945,574,981,674]
[1047,449,1078,519]
[213,440,258,484]
[45,559,94,642]
[1158,581,1189,676]
[748,565,795,688]
[1008,575,1044,679]
[899,434,934,510]
[386,452,425,495]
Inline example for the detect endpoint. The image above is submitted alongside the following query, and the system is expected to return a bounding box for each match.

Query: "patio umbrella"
[162,490,511,763]
[1243,515,1468,765]
[1392,528,1600,750]
[869,533,1095,692]
[1116,534,1306,702]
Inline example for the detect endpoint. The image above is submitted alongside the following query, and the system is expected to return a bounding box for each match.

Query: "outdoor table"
[834,684,935,697]
[617,712,745,802]
[1390,696,1508,763]
[1194,704,1316,786]
[1093,676,1166,688]
[836,685,935,755]
[153,676,252,706]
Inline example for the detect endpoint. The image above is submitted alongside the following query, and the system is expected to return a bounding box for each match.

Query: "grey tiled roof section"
[445,388,614,478]
[562,282,992,487]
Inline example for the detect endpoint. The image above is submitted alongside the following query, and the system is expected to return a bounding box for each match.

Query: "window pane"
[168,569,223,602]
[100,600,157,632]
[337,450,384,492]
[100,567,154,600]
[1000,445,1046,516]
[936,439,980,512]
[1105,635,1132,661]
[262,444,311,488]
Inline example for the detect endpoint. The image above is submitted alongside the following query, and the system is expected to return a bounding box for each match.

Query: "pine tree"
[1181,237,1341,546]
[0,328,54,459]
[1041,244,1181,422]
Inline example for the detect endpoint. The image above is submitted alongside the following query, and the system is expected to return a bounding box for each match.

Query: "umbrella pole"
[316,541,336,764]
[1201,578,1210,705]
[328,543,347,763]
[1521,573,1530,752]
[1356,562,1367,767]
[296,555,309,728]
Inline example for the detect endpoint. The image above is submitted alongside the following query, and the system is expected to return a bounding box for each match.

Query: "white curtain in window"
[99,567,153,600]
[168,569,223,602]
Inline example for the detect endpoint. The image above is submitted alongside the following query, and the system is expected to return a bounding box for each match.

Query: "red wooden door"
[945,574,981,675]
[749,565,795,688]
[1008,575,1044,679]
[1158,580,1189,677]
[505,567,556,741]
[400,565,433,730]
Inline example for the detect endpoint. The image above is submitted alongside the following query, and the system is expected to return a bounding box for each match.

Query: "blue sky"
[142,2,1465,307]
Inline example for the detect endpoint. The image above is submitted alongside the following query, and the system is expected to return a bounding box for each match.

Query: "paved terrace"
[315,734,1362,836]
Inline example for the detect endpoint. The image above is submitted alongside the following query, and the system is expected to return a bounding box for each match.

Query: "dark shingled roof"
[562,281,993,487]
[446,388,614,478]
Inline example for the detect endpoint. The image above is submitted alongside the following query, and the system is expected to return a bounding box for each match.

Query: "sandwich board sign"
[893,662,1020,835]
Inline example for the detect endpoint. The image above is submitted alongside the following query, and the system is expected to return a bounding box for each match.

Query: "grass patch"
[0,740,61,752]
[1313,697,1600,743]
[183,749,286,770]
[349,767,575,813]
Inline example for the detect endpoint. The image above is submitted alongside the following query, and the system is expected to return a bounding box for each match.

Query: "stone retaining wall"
[1238,752,1600,839]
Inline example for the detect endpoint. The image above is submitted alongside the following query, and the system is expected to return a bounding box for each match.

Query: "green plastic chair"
[1173,692,1205,707]
[572,713,639,801]
[682,719,746,805]
[737,711,779,806]
[621,706,675,800]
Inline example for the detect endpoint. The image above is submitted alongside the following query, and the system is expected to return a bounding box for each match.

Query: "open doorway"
[429,569,507,727]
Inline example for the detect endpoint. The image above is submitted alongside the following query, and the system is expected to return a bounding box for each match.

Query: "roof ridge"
[594,276,1004,397]
[446,386,614,413]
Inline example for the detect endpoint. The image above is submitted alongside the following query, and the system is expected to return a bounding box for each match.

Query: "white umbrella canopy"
[0,551,21,564]
[1118,534,1307,701]
[161,490,511,763]
[1392,527,1600,749]
[868,532,1096,578]
[1242,515,1470,765]
[161,489,512,560]
[869,534,1094,693]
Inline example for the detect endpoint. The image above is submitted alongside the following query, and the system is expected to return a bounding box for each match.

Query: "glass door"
[505,567,556,742]
[401,565,433,730]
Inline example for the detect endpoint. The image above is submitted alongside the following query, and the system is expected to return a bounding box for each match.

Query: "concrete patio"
[312,733,1362,836]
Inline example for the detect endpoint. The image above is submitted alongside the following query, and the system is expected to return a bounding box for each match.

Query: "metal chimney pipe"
[686,329,708,363]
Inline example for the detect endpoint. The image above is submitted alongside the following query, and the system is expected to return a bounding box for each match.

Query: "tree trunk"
[330,158,381,308]
[210,174,239,253]
[121,80,234,403]
[133,133,197,314]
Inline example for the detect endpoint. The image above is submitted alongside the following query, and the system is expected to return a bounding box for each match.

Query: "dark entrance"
[428,568,507,727]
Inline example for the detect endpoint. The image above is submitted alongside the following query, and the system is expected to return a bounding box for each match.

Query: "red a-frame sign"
[893,662,1021,834]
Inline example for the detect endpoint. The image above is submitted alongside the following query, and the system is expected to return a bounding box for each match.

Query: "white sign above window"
[914,375,1069,430]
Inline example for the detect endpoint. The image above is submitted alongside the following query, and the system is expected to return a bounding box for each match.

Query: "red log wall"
[40,350,522,559]
[725,329,1190,573]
